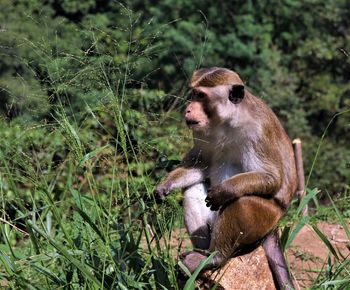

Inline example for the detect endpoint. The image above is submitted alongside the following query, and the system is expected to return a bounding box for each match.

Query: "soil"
[288,221,350,289]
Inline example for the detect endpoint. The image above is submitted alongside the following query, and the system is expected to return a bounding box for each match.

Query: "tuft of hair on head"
[190,67,244,88]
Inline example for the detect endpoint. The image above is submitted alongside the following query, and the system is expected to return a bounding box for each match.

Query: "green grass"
[0,18,187,286]
[0,104,185,289]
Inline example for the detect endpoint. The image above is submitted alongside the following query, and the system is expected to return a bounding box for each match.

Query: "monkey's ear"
[229,85,245,104]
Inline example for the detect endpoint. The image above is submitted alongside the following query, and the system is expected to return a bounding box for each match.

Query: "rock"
[197,246,276,290]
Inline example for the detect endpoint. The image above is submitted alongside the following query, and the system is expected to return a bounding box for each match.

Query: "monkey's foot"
[180,251,209,273]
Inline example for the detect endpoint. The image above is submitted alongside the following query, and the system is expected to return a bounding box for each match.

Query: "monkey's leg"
[263,231,295,290]
[180,250,224,274]
[182,196,285,276]
[183,183,217,250]
[209,196,283,266]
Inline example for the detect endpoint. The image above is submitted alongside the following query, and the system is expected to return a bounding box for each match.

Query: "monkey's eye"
[192,91,206,100]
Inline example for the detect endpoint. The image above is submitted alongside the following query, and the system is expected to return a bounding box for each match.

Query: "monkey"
[155,67,297,289]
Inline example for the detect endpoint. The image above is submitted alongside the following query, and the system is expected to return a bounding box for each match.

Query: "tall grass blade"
[296,188,318,216]
[280,225,291,250]
[28,221,102,288]
[25,220,40,254]
[326,191,350,240]
[283,215,310,250]
[75,206,106,243]
[0,249,15,275]
[31,264,64,285]
[312,224,339,260]
[79,145,110,167]
[322,279,350,286]
[182,252,217,290]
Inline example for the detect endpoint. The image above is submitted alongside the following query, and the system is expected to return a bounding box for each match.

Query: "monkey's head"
[185,67,246,131]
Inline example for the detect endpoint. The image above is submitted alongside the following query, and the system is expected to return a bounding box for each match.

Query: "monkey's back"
[246,92,298,209]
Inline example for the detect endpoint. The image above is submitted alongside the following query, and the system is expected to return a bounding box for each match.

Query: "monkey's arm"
[206,171,281,210]
[155,167,205,199]
[155,149,207,199]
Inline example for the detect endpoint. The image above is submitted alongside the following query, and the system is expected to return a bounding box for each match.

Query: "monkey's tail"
[292,138,308,216]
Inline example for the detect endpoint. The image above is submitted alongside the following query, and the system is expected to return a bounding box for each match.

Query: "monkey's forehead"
[190,67,244,88]
[191,85,230,96]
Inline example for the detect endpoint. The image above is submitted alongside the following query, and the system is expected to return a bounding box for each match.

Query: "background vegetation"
[0,0,349,289]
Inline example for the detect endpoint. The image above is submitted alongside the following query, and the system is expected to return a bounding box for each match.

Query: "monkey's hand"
[154,184,170,201]
[205,183,235,211]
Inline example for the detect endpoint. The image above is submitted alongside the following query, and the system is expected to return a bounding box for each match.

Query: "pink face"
[184,84,245,131]
[184,89,210,130]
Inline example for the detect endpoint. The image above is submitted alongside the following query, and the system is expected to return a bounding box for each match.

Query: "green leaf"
[79,145,110,167]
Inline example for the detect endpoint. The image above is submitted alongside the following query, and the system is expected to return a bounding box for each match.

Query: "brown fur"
[155,67,297,289]
[212,196,283,258]
[190,67,243,88]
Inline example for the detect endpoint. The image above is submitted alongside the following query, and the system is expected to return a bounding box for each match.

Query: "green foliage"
[0,0,349,288]
[2,0,348,192]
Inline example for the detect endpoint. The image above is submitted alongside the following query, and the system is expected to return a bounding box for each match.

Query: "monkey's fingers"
[204,196,210,205]
[154,185,169,202]
[154,192,164,204]
[205,197,220,211]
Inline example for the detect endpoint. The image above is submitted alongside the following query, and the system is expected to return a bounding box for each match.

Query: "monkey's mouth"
[186,120,200,127]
